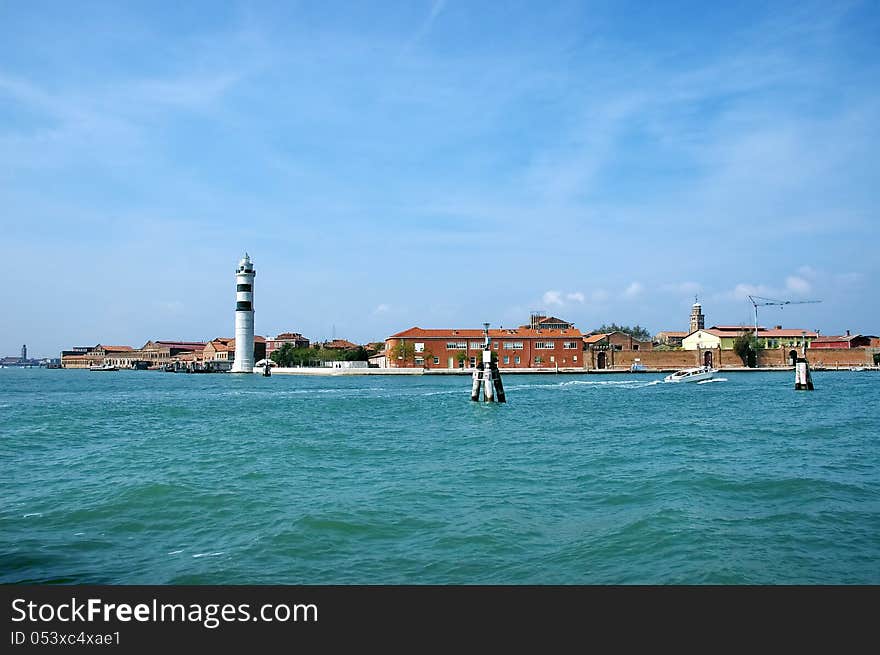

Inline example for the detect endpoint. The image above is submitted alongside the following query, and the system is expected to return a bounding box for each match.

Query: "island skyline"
[2,1,877,358]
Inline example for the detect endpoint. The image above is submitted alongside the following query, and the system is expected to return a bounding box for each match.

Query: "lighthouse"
[231,253,256,373]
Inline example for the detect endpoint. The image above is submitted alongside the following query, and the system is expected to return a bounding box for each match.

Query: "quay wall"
[589,347,878,370]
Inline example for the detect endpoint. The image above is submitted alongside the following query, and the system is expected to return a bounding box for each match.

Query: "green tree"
[341,346,369,361]
[733,332,761,367]
[390,341,416,364]
[455,350,468,367]
[592,323,652,341]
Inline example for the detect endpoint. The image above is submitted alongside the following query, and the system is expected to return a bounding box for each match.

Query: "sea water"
[1,368,878,584]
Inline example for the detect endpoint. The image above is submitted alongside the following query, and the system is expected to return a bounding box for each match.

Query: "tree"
[455,350,468,367]
[390,341,416,364]
[593,323,652,341]
[733,332,761,367]
[341,346,369,362]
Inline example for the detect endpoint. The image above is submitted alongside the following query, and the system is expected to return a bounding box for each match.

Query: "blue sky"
[2,1,878,357]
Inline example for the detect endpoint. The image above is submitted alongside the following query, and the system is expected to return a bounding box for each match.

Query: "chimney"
[775,325,782,330]
[846,329,850,336]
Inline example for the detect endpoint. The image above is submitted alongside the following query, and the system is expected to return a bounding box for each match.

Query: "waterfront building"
[386,324,584,369]
[682,326,818,351]
[368,350,388,368]
[522,314,576,330]
[809,331,877,349]
[655,331,688,347]
[231,253,256,373]
[266,332,310,358]
[584,331,653,352]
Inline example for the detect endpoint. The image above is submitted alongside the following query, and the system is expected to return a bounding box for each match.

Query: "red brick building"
[385,326,584,369]
[266,332,310,357]
[810,332,876,349]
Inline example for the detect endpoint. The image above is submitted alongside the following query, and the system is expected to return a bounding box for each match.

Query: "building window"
[236,301,252,311]
[573,355,578,361]
[503,355,509,364]
[535,342,555,349]
[446,342,467,349]
[433,357,439,365]
[514,356,520,364]
[535,356,543,364]
[469,342,483,350]
[503,342,524,350]
[550,355,555,362]
[236,284,252,292]
[415,357,424,366]
[563,341,578,349]
[633,344,639,351]
[469,357,476,367]
[415,342,425,353]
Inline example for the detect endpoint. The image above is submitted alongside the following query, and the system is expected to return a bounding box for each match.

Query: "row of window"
[435,340,581,351]
[410,355,580,366]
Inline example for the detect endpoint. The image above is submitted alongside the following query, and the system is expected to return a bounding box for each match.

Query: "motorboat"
[663,366,715,383]
[89,364,119,371]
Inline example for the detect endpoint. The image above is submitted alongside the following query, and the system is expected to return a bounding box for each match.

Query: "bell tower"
[690,298,705,333]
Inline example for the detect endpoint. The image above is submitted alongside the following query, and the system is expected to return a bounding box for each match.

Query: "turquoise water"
[1,368,878,584]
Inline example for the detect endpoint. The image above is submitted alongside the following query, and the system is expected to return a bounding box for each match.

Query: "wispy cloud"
[373,303,391,314]
[542,290,563,307]
[566,292,585,303]
[785,276,812,295]
[623,282,644,299]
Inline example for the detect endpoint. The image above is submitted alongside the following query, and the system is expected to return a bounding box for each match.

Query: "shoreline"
[262,365,877,376]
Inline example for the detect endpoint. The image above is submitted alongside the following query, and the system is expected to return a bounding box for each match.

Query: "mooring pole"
[795,332,814,390]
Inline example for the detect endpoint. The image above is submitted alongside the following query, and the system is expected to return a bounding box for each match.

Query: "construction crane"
[747,296,822,338]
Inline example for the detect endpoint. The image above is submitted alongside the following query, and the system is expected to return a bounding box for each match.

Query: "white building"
[231,253,256,373]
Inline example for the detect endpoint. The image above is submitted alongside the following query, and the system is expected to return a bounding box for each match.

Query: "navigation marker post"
[471,323,506,403]
[794,331,814,390]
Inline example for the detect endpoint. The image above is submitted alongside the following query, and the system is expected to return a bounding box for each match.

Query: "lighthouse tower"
[231,253,256,373]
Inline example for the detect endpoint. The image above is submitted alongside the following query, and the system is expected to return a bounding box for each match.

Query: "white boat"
[849,367,866,372]
[89,364,119,371]
[663,366,715,383]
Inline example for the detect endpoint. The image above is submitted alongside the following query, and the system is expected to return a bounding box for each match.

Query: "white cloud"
[785,276,811,294]
[730,283,773,300]
[373,303,391,314]
[542,290,564,306]
[591,289,609,303]
[623,282,644,298]
[566,292,585,303]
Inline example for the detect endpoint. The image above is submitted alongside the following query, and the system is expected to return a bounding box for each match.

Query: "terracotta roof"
[812,334,862,343]
[389,327,584,339]
[274,332,306,340]
[699,328,817,338]
[155,341,207,351]
[583,333,609,344]
[656,331,688,337]
[709,325,762,332]
[323,339,359,349]
[97,345,133,352]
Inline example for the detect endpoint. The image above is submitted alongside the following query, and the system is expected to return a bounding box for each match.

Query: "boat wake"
[697,377,727,384]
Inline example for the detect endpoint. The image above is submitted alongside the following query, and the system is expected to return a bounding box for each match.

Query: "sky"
[1,1,878,357]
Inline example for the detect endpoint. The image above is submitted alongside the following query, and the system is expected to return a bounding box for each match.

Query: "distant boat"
[89,364,119,372]
[664,366,715,383]
[849,366,866,372]
[630,358,647,372]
